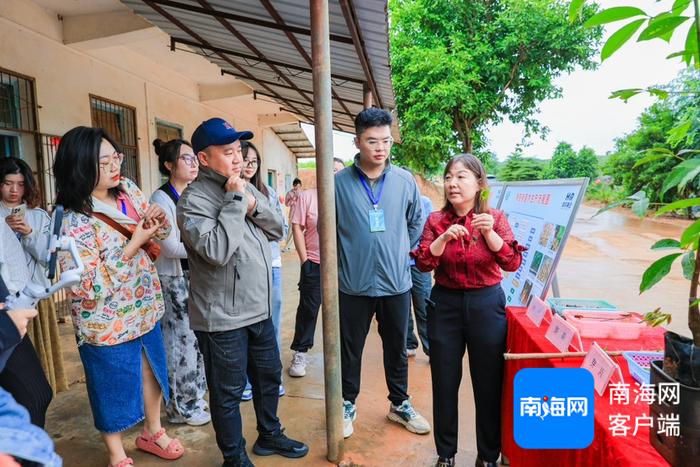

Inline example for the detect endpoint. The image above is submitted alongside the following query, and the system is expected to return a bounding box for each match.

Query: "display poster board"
[489,183,504,207]
[496,178,589,307]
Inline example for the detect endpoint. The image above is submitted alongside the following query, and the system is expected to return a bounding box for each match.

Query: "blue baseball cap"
[191,118,254,153]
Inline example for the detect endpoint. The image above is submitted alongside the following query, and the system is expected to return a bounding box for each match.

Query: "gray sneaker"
[343,400,356,438]
[387,399,431,434]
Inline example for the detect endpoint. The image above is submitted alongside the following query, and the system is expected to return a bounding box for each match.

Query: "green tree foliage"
[573,0,700,349]
[389,0,602,174]
[475,149,500,175]
[498,151,547,181]
[543,142,599,179]
[603,70,700,204]
[576,147,601,179]
[604,104,681,203]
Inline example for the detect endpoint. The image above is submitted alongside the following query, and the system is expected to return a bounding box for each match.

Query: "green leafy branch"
[572,0,700,345]
[643,307,674,327]
[570,0,700,100]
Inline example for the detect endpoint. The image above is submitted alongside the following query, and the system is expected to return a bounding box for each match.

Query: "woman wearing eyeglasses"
[241,140,288,399]
[149,138,210,427]
[412,154,524,467]
[54,127,185,467]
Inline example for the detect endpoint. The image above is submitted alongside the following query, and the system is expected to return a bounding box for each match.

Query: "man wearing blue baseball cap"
[177,118,309,466]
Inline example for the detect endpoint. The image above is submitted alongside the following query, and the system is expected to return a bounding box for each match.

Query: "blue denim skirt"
[78,323,170,433]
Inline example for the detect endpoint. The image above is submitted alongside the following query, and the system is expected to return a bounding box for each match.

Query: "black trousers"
[0,335,53,428]
[195,319,282,462]
[339,291,410,406]
[290,260,322,352]
[406,266,431,354]
[428,284,507,462]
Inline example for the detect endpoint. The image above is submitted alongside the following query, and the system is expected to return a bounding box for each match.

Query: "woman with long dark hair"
[0,156,59,428]
[54,126,185,467]
[241,140,288,399]
[412,154,524,467]
[149,138,210,426]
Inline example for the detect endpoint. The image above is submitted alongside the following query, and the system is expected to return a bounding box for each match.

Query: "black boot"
[252,429,309,459]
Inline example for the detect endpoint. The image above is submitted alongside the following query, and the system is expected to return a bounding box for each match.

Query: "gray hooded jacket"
[177,166,284,332]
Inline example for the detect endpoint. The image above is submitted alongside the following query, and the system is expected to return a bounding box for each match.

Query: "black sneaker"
[222,450,254,467]
[436,457,455,467]
[253,429,309,459]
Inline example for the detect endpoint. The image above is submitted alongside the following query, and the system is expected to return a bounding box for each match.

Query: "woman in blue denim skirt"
[241,140,288,399]
[54,127,185,467]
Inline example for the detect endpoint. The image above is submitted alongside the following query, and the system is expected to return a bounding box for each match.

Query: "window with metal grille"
[39,134,61,210]
[155,120,184,184]
[0,134,20,158]
[90,95,140,184]
[0,68,37,134]
[156,120,183,142]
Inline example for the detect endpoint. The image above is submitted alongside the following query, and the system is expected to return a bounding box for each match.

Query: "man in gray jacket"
[177,118,308,467]
[335,108,431,439]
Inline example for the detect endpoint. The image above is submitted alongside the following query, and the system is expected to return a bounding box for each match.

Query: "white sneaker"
[406,348,417,357]
[288,351,307,377]
[343,400,357,438]
[185,409,212,426]
[168,408,211,426]
[387,399,431,434]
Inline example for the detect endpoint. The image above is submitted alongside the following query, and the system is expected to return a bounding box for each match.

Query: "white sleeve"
[150,190,187,259]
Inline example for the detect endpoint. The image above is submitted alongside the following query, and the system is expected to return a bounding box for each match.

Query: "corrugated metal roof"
[120,0,395,135]
[273,123,316,159]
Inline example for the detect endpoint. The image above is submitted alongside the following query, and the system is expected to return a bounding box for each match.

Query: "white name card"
[582,341,624,396]
[545,314,582,352]
[526,296,551,327]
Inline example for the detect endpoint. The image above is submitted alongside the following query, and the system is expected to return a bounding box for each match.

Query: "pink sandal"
[135,428,184,460]
[108,458,133,467]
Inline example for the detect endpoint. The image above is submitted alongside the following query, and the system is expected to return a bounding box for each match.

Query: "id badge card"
[368,207,386,232]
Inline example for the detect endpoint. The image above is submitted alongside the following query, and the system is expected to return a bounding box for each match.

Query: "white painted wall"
[262,128,298,196]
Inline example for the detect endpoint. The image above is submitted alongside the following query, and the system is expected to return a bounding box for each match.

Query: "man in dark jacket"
[177,118,308,467]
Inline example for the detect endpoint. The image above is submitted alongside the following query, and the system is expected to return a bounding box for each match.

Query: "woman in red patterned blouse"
[412,154,524,467]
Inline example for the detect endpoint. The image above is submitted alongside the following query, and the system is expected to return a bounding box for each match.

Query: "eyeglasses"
[178,154,199,167]
[364,137,394,149]
[243,158,259,167]
[98,152,124,171]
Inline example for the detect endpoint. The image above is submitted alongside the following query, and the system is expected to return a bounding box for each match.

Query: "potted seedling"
[570,0,700,463]
[632,153,700,466]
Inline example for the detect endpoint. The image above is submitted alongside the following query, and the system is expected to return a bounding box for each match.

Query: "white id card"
[369,208,386,232]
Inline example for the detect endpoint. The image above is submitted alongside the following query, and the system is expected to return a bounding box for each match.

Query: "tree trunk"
[464,133,473,154]
[690,245,700,346]
[453,112,473,154]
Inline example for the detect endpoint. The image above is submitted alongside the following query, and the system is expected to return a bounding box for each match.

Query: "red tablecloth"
[502,307,669,467]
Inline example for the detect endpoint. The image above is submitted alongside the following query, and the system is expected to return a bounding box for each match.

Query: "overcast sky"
[485,0,687,161]
[304,0,688,163]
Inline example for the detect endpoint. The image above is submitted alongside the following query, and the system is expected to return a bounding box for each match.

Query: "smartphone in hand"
[9,204,26,219]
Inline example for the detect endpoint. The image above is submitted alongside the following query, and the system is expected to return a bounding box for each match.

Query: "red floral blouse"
[411,207,525,290]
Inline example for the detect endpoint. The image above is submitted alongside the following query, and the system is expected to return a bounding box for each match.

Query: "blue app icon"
[514,368,594,449]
